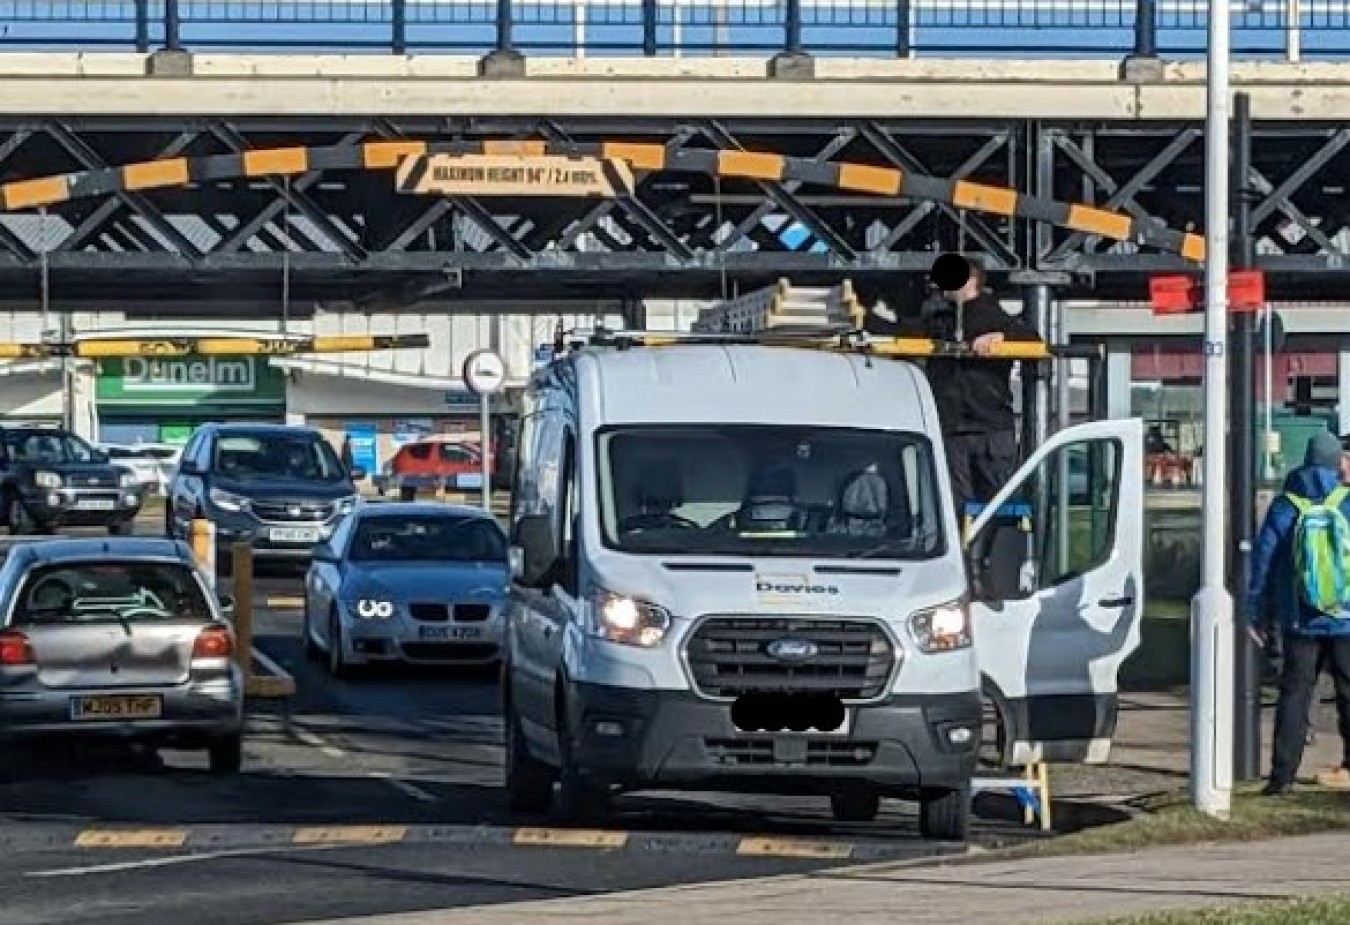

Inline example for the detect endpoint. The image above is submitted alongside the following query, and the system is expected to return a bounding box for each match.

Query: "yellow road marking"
[75,829,188,849]
[736,837,852,859]
[264,596,305,609]
[293,826,407,845]
[512,828,629,849]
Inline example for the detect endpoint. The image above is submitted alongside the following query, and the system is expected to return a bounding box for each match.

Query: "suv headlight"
[209,488,250,513]
[583,588,671,648]
[909,600,972,652]
[118,471,138,488]
[33,471,61,489]
[354,599,394,619]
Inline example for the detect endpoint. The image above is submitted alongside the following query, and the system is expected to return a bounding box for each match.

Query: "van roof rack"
[555,277,1101,362]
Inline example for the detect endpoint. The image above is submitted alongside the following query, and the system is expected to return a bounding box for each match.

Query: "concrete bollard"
[188,518,216,589]
[232,541,254,682]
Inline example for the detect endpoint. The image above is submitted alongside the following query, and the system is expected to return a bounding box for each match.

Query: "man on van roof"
[1248,431,1350,796]
[911,264,1043,520]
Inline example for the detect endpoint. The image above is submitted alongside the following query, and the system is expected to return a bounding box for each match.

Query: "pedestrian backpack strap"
[1289,489,1350,617]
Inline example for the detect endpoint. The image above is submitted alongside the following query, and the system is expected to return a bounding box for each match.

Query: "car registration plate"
[75,499,116,511]
[417,625,484,641]
[270,526,320,543]
[71,695,163,721]
[731,706,853,737]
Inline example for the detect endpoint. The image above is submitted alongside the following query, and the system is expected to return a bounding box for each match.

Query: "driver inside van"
[736,463,802,532]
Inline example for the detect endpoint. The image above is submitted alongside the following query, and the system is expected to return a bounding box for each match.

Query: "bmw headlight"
[209,488,250,513]
[909,600,972,653]
[354,599,394,619]
[33,471,61,489]
[583,588,671,648]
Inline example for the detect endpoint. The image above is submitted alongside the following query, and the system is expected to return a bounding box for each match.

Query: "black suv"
[166,423,364,572]
[0,426,145,535]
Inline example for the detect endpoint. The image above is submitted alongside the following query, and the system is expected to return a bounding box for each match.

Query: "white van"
[502,341,1143,840]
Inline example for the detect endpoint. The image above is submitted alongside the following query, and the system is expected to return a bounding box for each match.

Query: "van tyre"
[918,786,970,842]
[553,704,609,822]
[505,701,553,815]
[830,789,881,823]
[208,734,244,774]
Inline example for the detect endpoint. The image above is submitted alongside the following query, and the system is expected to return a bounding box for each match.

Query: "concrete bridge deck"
[0,54,1349,119]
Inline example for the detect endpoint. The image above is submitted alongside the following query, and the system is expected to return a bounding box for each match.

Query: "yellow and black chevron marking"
[0,139,1205,263]
[33,825,938,860]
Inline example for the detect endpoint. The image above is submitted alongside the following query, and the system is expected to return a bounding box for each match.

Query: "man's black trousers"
[1270,633,1350,785]
[944,430,1021,524]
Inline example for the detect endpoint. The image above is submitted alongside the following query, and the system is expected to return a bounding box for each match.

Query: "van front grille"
[685,616,895,701]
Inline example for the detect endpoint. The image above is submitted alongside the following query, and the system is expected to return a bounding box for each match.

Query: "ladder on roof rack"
[691,279,864,334]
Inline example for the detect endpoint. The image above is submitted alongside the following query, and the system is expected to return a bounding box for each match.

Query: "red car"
[385,437,496,498]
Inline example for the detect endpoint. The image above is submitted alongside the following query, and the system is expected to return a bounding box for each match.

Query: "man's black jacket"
[901,292,1043,436]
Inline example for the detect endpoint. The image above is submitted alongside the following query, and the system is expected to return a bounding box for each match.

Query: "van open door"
[965,418,1144,768]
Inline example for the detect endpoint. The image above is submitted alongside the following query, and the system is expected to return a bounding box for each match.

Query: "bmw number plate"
[417,625,484,641]
[270,526,320,543]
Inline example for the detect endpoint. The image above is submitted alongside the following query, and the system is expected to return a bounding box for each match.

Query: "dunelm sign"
[96,355,286,407]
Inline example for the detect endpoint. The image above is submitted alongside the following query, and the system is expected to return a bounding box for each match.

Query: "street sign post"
[462,349,507,512]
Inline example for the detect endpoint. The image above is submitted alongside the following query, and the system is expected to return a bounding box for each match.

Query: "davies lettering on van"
[755,577,840,596]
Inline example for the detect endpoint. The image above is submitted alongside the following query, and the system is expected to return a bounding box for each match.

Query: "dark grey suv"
[166,423,364,574]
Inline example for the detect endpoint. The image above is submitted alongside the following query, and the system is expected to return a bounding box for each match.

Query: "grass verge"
[1085,895,1350,925]
[992,785,1350,861]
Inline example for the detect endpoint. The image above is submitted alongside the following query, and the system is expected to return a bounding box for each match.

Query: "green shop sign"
[96,355,286,408]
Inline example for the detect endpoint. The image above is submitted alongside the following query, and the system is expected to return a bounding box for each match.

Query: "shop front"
[94,355,287,446]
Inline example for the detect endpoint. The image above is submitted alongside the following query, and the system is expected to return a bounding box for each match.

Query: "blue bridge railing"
[0,0,1341,60]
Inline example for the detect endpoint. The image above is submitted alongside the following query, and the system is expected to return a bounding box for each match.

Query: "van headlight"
[909,601,971,652]
[33,471,61,489]
[354,599,394,619]
[209,488,250,513]
[584,588,671,648]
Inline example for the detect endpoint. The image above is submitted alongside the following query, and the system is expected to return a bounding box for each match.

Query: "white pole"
[1264,306,1276,480]
[1191,0,1234,820]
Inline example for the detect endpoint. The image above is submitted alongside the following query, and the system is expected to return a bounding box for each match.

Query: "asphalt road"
[0,510,1040,925]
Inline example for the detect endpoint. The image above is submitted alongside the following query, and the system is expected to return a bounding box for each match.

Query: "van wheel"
[553,702,609,821]
[505,700,553,815]
[207,734,244,774]
[980,681,1015,771]
[830,789,881,823]
[918,786,970,842]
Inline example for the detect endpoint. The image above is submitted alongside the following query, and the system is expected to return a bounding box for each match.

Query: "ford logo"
[765,638,818,662]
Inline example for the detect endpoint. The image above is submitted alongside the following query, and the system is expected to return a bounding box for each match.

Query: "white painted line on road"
[367,771,438,803]
[27,844,346,878]
[290,724,347,759]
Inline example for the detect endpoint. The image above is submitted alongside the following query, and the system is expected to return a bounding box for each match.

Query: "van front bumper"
[564,682,979,796]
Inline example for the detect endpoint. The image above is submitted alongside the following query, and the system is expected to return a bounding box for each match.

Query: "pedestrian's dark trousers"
[945,430,1021,526]
[1270,633,1350,785]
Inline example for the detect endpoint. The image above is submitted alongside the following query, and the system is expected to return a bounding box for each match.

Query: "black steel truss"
[0,116,1345,309]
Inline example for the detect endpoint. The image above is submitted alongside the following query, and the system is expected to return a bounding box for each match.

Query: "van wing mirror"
[515,515,557,587]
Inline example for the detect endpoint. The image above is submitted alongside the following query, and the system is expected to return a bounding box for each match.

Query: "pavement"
[2,505,1347,925]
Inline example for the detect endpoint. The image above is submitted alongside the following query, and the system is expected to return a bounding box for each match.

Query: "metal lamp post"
[1190,0,1235,819]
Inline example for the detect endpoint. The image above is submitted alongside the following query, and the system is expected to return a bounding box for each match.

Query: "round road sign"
[462,349,507,396]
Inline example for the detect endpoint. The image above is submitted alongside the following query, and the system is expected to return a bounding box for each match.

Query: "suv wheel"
[505,697,553,815]
[208,734,244,774]
[830,789,881,823]
[328,609,352,680]
[918,786,971,842]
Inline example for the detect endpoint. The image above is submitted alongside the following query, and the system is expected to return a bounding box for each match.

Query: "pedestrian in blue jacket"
[1247,431,1350,795]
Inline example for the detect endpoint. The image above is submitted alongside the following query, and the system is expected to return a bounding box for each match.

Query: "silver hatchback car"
[0,537,244,772]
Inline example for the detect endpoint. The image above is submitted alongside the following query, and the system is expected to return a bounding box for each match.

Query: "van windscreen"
[596,425,944,560]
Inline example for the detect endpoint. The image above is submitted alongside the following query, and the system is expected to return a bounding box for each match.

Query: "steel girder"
[0,116,1344,308]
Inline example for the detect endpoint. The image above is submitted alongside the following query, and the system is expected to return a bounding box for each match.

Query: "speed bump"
[293,825,407,845]
[736,837,854,859]
[513,827,629,849]
[75,829,188,849]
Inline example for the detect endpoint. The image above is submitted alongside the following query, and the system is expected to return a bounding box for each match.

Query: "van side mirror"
[515,515,557,587]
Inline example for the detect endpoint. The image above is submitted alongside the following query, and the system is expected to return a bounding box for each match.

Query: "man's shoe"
[1316,767,1350,790]
[1262,780,1294,796]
